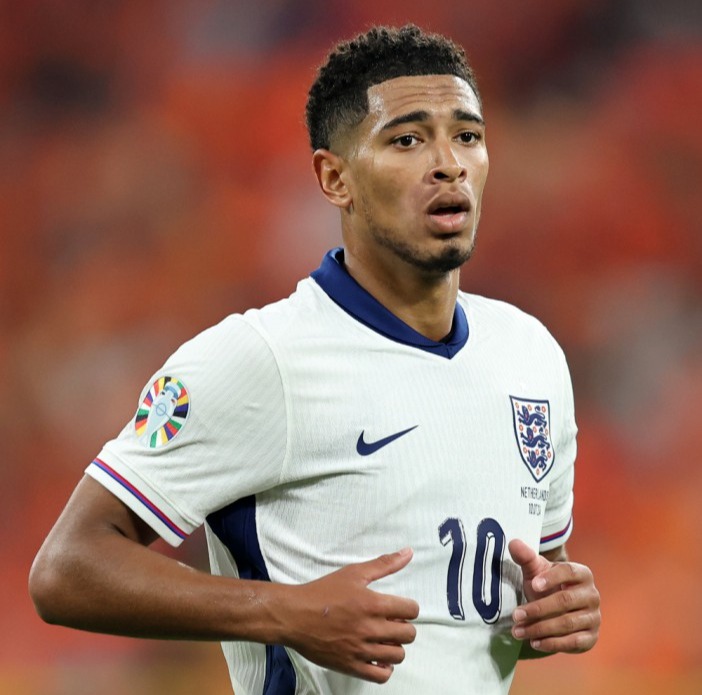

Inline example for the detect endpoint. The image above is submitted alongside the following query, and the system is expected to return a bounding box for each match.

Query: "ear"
[312,149,353,210]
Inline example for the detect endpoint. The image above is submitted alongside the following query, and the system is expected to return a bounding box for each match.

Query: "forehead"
[365,74,482,128]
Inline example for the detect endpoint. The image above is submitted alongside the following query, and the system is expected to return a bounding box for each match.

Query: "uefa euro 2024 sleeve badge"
[135,376,190,448]
[510,396,555,483]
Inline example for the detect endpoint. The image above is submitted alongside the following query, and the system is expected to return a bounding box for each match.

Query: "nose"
[429,141,467,183]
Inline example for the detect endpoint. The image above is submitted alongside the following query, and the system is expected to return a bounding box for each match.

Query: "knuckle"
[355,646,372,662]
[578,563,594,580]
[584,610,599,631]
[557,589,575,610]
[564,563,579,581]
[527,602,541,618]
[528,622,545,639]
[562,615,576,634]
[378,553,394,567]
[367,595,387,617]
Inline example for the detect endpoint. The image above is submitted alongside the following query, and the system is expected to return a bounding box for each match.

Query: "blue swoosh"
[356,426,418,456]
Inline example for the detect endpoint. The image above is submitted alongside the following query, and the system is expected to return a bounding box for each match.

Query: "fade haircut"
[305,24,481,152]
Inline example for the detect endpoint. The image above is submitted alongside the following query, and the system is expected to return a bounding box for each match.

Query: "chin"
[426,246,473,273]
[369,222,476,274]
[402,241,474,274]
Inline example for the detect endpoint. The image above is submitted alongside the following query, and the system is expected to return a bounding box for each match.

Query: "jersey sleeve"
[86,316,287,546]
[539,343,577,552]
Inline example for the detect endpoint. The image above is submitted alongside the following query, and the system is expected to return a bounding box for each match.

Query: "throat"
[400,307,456,342]
[342,244,461,341]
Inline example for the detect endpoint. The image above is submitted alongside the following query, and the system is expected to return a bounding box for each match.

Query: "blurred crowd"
[2,1,700,693]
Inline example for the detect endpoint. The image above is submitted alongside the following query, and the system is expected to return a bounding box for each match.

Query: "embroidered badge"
[135,376,190,448]
[510,396,555,482]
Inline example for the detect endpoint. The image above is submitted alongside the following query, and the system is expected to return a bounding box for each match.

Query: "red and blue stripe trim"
[540,516,572,545]
[92,458,188,540]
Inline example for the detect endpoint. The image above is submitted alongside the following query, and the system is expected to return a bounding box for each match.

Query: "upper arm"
[31,476,157,590]
[51,474,159,546]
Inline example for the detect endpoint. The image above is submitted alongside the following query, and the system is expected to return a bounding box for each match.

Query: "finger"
[354,661,395,684]
[375,593,420,622]
[365,643,408,666]
[524,628,599,654]
[514,585,593,623]
[512,608,598,642]
[357,548,414,584]
[376,619,417,645]
[508,539,550,583]
[523,561,594,594]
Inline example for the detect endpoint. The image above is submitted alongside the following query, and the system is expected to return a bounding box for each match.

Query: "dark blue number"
[438,517,467,620]
[439,517,506,623]
[472,518,505,624]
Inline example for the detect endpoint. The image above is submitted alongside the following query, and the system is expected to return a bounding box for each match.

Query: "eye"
[392,134,420,148]
[457,131,481,144]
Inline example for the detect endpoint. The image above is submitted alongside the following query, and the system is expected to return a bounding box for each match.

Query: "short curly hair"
[305,24,480,152]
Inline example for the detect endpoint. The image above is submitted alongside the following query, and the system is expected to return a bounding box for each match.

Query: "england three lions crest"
[510,396,555,482]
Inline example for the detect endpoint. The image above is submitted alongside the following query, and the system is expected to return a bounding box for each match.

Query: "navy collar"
[310,248,468,359]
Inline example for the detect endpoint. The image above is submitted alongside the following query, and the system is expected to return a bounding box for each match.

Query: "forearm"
[30,528,289,642]
[29,476,292,644]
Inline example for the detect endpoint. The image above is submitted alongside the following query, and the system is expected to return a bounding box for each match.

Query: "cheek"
[475,153,490,189]
[358,171,410,214]
[468,161,489,205]
[377,165,419,206]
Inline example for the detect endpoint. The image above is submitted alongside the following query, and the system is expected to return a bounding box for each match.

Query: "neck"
[342,246,460,342]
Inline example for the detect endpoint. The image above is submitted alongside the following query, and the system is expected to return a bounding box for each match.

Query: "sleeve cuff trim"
[91,458,189,541]
[540,516,572,546]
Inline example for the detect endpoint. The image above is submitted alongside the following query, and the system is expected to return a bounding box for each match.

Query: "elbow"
[28,548,73,625]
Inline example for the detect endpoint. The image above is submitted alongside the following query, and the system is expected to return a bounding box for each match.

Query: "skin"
[29,73,600,685]
[314,75,489,340]
[511,541,600,656]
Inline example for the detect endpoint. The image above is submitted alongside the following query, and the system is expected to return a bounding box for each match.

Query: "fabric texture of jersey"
[87,247,577,695]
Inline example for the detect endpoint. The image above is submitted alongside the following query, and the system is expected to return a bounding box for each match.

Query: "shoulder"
[459,291,557,338]
[161,277,330,384]
[174,278,320,360]
[170,314,274,369]
[458,291,569,369]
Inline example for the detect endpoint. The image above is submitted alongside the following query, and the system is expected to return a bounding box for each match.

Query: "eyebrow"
[381,109,485,131]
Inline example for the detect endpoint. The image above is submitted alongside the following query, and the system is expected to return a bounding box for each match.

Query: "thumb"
[356,547,414,585]
[508,539,548,583]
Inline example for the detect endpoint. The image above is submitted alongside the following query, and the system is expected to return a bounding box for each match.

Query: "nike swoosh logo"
[356,426,418,456]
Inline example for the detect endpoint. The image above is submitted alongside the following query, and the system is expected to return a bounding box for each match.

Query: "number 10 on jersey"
[438,517,506,623]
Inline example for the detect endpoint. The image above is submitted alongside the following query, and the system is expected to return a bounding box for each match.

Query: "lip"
[426,210,469,234]
[425,192,472,234]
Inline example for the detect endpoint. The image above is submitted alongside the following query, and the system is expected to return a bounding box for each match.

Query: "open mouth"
[427,198,470,233]
[430,205,466,216]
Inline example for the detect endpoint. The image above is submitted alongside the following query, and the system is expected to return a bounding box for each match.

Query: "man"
[30,25,600,694]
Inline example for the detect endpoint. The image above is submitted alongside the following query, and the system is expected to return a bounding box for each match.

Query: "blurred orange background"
[2,2,701,694]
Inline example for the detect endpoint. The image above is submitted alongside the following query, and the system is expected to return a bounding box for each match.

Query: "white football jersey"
[87,248,576,695]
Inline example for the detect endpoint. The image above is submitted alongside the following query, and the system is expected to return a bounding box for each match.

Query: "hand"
[509,539,600,654]
[283,548,419,683]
